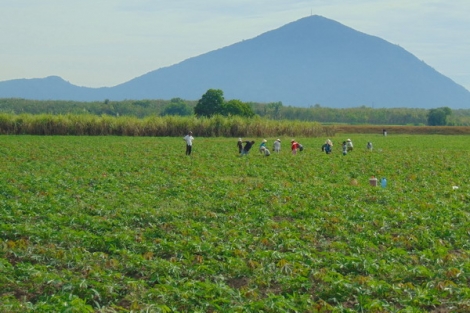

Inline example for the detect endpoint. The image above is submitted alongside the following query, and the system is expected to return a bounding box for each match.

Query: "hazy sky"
[2,0,470,92]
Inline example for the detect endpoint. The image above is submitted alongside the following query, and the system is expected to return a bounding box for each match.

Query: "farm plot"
[0,134,469,312]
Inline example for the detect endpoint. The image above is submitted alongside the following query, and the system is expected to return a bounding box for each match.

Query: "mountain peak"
[0,17,469,108]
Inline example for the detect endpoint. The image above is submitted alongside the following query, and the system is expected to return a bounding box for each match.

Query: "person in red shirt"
[291,139,299,155]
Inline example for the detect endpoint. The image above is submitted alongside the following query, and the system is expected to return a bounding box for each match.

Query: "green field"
[1,135,469,312]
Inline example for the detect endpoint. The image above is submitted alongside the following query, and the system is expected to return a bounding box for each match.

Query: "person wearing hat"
[237,138,243,154]
[259,139,267,154]
[273,139,281,153]
[346,138,353,152]
[291,139,299,155]
[322,139,333,154]
[183,131,194,155]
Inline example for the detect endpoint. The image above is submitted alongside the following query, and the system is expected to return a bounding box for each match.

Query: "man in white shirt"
[273,139,281,153]
[183,131,194,155]
[346,139,353,152]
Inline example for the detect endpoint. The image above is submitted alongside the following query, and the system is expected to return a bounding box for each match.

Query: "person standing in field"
[241,140,255,156]
[183,131,194,156]
[291,139,299,155]
[346,139,353,152]
[273,139,281,153]
[322,139,333,154]
[237,138,243,154]
[342,141,348,155]
[367,142,373,151]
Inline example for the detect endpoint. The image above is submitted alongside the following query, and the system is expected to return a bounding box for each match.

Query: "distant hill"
[1,15,470,109]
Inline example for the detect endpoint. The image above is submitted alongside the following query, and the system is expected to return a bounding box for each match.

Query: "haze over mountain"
[1,15,469,109]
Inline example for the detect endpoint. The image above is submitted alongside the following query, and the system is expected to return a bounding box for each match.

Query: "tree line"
[1,89,469,125]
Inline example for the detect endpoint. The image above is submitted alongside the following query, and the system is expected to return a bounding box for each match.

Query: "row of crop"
[1,135,469,312]
[0,113,335,137]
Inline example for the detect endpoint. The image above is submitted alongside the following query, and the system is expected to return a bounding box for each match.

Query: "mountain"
[0,76,110,101]
[1,15,470,109]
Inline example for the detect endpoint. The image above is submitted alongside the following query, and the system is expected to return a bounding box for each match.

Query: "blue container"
[381,178,387,188]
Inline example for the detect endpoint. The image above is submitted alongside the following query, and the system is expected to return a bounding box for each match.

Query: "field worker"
[322,139,333,154]
[346,138,354,152]
[342,141,348,155]
[259,139,267,153]
[237,138,243,154]
[273,139,281,153]
[367,142,373,151]
[291,139,299,155]
[260,146,271,156]
[183,131,194,155]
[241,140,255,156]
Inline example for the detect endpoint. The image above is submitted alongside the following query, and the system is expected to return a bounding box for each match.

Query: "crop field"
[1,134,469,312]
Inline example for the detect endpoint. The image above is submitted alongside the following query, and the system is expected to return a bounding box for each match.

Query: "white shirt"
[183,135,194,146]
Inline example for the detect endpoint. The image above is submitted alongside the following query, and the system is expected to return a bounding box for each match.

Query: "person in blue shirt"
[322,139,333,154]
[259,139,267,153]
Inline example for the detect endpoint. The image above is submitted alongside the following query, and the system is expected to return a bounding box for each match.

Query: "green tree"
[194,89,224,117]
[161,98,193,116]
[220,99,255,117]
[267,101,283,119]
[427,107,452,126]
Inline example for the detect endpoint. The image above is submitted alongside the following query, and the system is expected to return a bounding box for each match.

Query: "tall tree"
[194,89,224,117]
[220,99,255,117]
[267,101,283,119]
[427,107,452,126]
[161,98,193,116]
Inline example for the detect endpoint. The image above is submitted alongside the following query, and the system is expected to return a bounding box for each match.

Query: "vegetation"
[161,98,193,117]
[221,99,255,118]
[1,135,469,312]
[427,107,452,126]
[0,113,336,137]
[1,113,469,137]
[2,98,470,126]
[194,89,225,117]
[194,89,255,118]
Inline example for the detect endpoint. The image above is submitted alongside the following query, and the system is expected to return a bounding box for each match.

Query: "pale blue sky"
[2,0,470,93]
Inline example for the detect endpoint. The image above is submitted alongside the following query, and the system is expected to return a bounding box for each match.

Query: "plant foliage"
[0,134,469,312]
[2,98,470,125]
[427,107,452,126]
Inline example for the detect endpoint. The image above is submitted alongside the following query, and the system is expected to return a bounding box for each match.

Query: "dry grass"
[336,125,470,135]
[0,113,469,136]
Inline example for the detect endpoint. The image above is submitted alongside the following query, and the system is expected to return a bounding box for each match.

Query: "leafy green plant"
[0,134,469,312]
